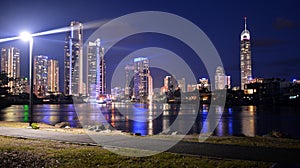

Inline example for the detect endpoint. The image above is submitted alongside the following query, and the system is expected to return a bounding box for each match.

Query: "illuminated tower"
[87,38,106,98]
[164,76,176,92]
[64,21,84,96]
[177,78,186,93]
[33,55,48,97]
[133,57,150,103]
[1,47,20,94]
[215,66,231,90]
[240,17,252,90]
[124,64,134,98]
[48,59,59,92]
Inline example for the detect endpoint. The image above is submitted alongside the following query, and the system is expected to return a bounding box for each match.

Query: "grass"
[184,135,300,149]
[0,136,272,168]
[0,121,85,134]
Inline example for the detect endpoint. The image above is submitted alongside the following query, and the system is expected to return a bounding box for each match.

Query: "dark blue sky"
[0,0,300,91]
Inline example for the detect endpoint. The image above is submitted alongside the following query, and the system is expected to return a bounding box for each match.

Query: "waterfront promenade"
[0,125,299,165]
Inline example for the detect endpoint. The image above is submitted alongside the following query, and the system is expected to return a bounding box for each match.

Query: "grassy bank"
[185,135,300,149]
[0,136,272,168]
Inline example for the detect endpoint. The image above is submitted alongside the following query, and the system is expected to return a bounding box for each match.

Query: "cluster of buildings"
[63,21,106,98]
[0,21,106,101]
[1,18,299,105]
[123,57,153,103]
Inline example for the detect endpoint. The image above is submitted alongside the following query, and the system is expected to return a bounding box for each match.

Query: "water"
[1,103,300,138]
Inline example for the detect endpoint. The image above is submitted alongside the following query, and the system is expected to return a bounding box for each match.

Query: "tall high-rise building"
[33,55,48,97]
[148,74,153,100]
[87,38,105,98]
[133,57,150,102]
[1,47,20,94]
[48,59,59,92]
[124,64,134,98]
[199,77,210,91]
[163,76,176,92]
[177,78,186,93]
[215,66,231,90]
[64,21,84,96]
[240,17,252,90]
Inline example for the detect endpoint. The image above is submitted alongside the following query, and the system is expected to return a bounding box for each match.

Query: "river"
[0,103,299,138]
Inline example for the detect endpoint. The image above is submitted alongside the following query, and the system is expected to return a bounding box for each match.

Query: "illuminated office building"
[124,64,134,98]
[133,57,151,102]
[215,66,231,90]
[87,38,105,98]
[162,76,176,93]
[177,78,186,93]
[47,59,59,92]
[33,55,48,97]
[199,77,210,91]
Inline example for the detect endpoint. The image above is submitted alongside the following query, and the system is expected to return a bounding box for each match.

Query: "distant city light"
[134,57,147,62]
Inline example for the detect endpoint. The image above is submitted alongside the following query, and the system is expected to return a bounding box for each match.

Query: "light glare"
[19,32,32,41]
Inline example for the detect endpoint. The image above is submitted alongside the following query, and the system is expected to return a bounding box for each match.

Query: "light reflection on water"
[0,103,300,138]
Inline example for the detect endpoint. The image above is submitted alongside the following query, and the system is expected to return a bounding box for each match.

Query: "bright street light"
[19,32,32,42]
[19,31,34,126]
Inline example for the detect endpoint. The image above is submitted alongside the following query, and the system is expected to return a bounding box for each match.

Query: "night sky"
[0,0,300,92]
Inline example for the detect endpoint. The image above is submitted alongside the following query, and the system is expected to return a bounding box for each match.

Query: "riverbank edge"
[0,135,274,168]
[1,121,300,150]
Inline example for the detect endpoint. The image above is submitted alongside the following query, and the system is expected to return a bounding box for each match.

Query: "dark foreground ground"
[0,136,272,168]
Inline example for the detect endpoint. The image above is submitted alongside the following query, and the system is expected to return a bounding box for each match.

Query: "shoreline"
[1,121,300,150]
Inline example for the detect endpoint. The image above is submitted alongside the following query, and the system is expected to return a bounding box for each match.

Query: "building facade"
[177,78,186,93]
[87,38,105,99]
[240,17,252,90]
[133,57,151,102]
[161,76,177,95]
[124,64,134,98]
[33,55,49,97]
[1,47,20,94]
[215,66,231,90]
[199,77,210,91]
[47,59,59,92]
[244,78,290,104]
[64,21,84,96]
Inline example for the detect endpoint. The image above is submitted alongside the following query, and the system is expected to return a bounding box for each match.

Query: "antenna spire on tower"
[244,16,247,30]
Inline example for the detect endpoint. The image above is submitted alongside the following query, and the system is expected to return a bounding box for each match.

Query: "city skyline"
[33,55,59,97]
[0,0,299,92]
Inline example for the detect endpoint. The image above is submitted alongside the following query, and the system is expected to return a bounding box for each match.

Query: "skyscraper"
[177,78,186,93]
[33,55,48,97]
[48,59,59,92]
[1,47,20,94]
[64,21,84,96]
[148,74,153,100]
[133,57,151,102]
[215,66,231,90]
[163,76,176,92]
[124,64,134,98]
[87,38,105,98]
[240,17,252,90]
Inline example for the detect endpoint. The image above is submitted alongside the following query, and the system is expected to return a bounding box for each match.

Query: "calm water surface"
[0,103,300,138]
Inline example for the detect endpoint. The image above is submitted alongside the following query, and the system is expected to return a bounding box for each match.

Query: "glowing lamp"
[19,32,32,41]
